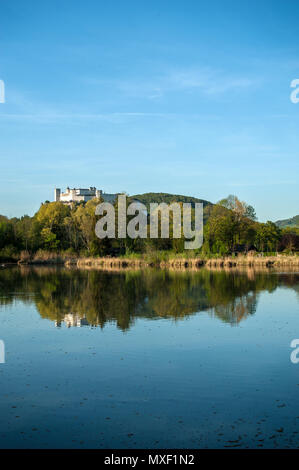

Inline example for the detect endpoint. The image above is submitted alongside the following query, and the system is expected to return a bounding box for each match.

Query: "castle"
[54,187,118,204]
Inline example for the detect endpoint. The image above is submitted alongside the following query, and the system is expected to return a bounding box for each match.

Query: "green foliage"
[0,193,294,259]
[41,227,60,250]
[275,214,299,229]
[130,192,211,209]
[255,221,281,252]
[204,195,258,254]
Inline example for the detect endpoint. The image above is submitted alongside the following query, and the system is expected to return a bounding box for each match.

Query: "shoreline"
[11,254,299,270]
[77,255,299,270]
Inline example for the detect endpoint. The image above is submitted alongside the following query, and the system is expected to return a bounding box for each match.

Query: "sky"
[0,0,299,221]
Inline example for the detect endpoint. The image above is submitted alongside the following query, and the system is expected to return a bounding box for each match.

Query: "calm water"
[0,266,299,449]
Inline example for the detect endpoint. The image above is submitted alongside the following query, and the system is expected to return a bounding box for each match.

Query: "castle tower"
[54,188,61,202]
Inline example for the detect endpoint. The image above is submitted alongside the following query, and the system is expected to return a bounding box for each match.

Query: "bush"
[0,244,19,261]
[19,250,31,262]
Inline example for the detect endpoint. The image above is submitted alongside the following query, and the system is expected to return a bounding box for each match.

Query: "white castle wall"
[54,187,118,204]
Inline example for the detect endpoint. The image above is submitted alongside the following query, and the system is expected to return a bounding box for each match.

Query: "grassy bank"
[12,249,299,270]
[75,253,299,269]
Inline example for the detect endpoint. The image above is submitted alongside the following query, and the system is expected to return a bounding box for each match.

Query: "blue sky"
[0,0,299,221]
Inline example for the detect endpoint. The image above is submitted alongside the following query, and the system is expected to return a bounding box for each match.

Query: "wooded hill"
[275,214,299,229]
[129,192,213,223]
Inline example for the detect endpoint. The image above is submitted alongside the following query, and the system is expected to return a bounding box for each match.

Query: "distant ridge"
[130,192,212,208]
[275,214,299,228]
[130,192,213,223]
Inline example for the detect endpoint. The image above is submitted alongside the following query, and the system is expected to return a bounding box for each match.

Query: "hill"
[130,192,212,208]
[275,215,299,229]
[130,192,213,222]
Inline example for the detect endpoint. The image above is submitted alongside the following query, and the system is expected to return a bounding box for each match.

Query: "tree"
[73,198,106,254]
[41,227,60,250]
[279,228,299,252]
[255,222,281,252]
[204,196,257,253]
[35,202,71,248]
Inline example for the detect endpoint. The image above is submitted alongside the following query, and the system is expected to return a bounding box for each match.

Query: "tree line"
[0,194,298,261]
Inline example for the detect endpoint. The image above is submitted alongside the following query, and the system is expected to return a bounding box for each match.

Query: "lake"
[0,266,299,449]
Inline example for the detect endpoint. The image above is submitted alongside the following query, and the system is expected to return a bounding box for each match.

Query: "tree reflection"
[0,266,298,330]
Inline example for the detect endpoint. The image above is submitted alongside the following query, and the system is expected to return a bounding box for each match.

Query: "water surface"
[0,266,299,448]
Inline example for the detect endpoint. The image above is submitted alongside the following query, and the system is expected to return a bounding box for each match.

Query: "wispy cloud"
[0,66,259,124]
[84,67,260,100]
[165,70,257,95]
[0,111,181,124]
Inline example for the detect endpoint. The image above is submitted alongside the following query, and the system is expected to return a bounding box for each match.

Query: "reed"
[17,250,299,270]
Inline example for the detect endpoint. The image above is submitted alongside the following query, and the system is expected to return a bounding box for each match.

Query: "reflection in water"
[1,266,299,330]
[55,314,89,328]
[1,266,299,449]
